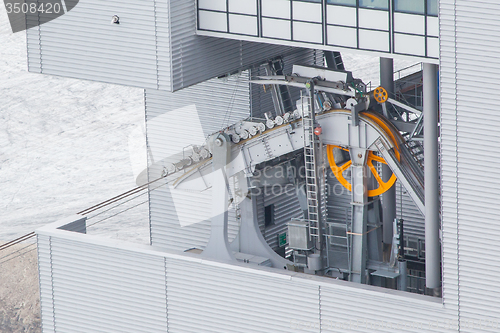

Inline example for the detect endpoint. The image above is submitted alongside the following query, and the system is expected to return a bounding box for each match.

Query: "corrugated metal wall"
[37,235,55,333]
[438,0,460,326]
[25,0,298,91]
[26,0,160,88]
[168,1,300,92]
[440,0,500,331]
[26,25,42,73]
[37,227,458,333]
[395,181,425,255]
[145,73,250,251]
[38,235,168,333]
[256,186,304,250]
[165,258,319,333]
[326,170,352,224]
[319,284,452,333]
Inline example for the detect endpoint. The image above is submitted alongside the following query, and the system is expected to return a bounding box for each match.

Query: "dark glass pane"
[327,0,356,6]
[264,204,275,227]
[427,0,438,16]
[394,0,425,14]
[359,0,388,10]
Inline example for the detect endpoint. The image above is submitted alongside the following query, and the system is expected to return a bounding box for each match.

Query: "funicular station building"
[25,0,500,332]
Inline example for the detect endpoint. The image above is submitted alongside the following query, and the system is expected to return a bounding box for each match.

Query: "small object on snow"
[111,15,120,24]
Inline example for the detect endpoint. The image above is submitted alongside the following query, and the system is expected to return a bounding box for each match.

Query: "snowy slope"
[0,6,149,243]
[0,5,415,243]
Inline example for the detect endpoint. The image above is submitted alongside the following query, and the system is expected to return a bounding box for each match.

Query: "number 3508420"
[5,2,62,14]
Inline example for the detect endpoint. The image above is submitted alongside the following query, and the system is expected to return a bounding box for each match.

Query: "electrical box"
[288,219,313,250]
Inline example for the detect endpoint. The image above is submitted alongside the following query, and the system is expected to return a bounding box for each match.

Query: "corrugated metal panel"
[165,258,320,333]
[256,186,304,250]
[395,181,425,242]
[156,0,171,90]
[146,73,250,251]
[320,283,455,332]
[25,0,299,91]
[326,171,352,224]
[37,226,458,333]
[26,26,42,73]
[48,237,168,333]
[441,1,500,331]
[27,0,160,89]
[438,0,460,318]
[37,235,55,333]
[169,0,302,91]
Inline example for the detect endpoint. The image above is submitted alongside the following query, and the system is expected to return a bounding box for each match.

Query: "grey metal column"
[349,147,369,284]
[423,63,441,292]
[380,57,396,246]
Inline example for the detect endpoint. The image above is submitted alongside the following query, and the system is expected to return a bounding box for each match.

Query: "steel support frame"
[349,147,369,284]
[348,117,370,284]
[202,133,236,262]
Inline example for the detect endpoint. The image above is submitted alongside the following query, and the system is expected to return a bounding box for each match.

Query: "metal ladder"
[324,51,345,70]
[301,95,320,242]
[405,137,424,169]
[325,205,352,274]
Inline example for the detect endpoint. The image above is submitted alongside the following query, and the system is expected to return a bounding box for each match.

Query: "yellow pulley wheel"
[326,145,397,197]
[373,86,388,103]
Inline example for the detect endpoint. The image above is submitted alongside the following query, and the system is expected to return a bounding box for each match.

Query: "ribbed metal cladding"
[438,0,460,321]
[25,0,298,91]
[48,237,168,333]
[156,0,171,90]
[257,187,303,250]
[169,0,301,91]
[440,1,500,331]
[27,0,160,89]
[326,172,351,223]
[165,258,320,333]
[26,26,42,73]
[395,181,425,243]
[320,283,454,332]
[145,73,250,251]
[37,234,55,333]
[37,226,460,333]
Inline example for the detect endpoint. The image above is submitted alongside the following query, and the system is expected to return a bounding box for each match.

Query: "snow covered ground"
[0,5,149,244]
[0,5,416,245]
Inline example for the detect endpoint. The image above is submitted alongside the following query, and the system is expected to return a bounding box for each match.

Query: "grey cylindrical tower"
[423,63,441,292]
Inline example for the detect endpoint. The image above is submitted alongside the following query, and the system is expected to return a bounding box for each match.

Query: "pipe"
[423,63,441,291]
[398,260,407,291]
[380,57,396,246]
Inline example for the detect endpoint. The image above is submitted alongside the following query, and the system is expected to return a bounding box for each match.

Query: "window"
[394,0,424,14]
[427,0,438,16]
[359,0,388,10]
[327,0,356,6]
[264,204,275,227]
